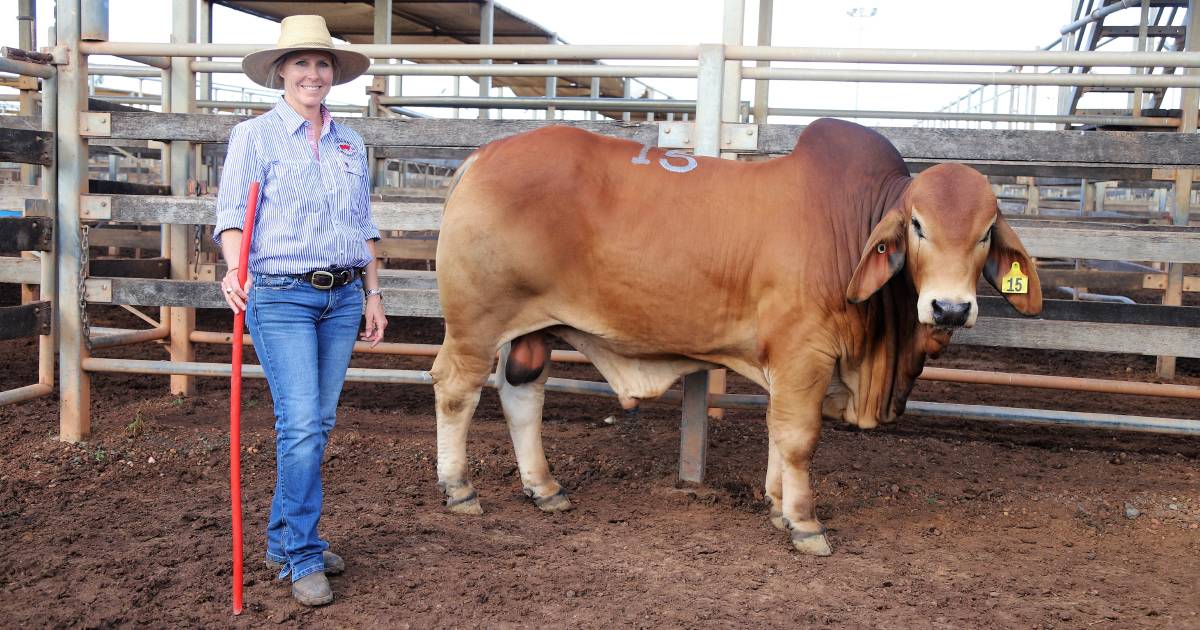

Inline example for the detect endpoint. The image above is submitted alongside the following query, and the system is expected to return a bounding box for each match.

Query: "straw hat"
[242,15,370,88]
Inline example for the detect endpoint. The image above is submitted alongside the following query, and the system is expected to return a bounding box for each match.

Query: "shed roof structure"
[211,1,646,101]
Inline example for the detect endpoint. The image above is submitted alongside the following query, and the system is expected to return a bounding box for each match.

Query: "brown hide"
[437,118,1020,428]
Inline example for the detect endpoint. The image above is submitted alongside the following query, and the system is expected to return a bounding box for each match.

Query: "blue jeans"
[245,272,363,582]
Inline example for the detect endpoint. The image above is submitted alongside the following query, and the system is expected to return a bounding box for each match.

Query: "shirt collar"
[272,98,334,136]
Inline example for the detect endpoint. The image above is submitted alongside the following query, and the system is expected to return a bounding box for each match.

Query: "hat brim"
[242,46,371,88]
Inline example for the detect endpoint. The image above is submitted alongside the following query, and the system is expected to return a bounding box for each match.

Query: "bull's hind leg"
[432,339,495,515]
[498,335,572,512]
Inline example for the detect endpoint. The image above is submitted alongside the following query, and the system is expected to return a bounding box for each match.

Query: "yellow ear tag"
[1001,261,1028,294]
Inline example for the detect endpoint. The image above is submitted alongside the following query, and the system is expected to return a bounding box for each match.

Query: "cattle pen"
[1,0,1199,627]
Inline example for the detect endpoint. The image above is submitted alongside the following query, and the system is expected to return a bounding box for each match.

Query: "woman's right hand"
[221,268,253,314]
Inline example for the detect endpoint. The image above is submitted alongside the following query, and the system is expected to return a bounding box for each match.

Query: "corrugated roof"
[212,1,643,102]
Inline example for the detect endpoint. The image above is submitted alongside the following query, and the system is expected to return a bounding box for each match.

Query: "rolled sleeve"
[355,154,381,242]
[213,124,261,245]
[356,205,381,242]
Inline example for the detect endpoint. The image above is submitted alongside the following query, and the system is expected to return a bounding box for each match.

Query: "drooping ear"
[982,213,1043,316]
[846,209,908,304]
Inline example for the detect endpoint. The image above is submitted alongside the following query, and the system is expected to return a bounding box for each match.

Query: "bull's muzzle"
[931,299,972,327]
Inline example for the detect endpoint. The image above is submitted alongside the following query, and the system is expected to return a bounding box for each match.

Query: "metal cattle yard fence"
[2,0,1199,482]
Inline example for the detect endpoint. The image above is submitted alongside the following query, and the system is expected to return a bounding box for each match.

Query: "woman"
[215,15,386,607]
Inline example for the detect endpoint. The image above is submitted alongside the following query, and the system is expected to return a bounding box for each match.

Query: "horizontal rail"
[87,64,160,78]
[192,61,698,79]
[77,94,366,113]
[81,195,442,231]
[768,107,1180,127]
[1008,220,1200,263]
[80,42,702,60]
[378,96,695,113]
[188,331,592,363]
[0,56,54,79]
[81,196,1200,263]
[725,45,1200,68]
[744,67,1200,88]
[920,367,1200,399]
[78,42,1200,69]
[905,401,1200,436]
[94,115,1200,170]
[87,278,1200,357]
[76,358,1200,436]
[84,277,443,317]
[0,256,41,284]
[89,326,169,349]
[0,383,53,406]
[187,329,1200,400]
[956,317,1200,358]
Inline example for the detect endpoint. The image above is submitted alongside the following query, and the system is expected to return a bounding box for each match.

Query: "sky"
[0,0,1163,126]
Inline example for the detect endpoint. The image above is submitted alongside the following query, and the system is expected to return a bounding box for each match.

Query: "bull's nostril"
[931,300,971,326]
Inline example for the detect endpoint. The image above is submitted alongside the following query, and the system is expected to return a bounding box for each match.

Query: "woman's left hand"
[361,296,387,347]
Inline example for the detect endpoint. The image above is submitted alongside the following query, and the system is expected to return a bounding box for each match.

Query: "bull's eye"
[911,217,925,239]
[875,243,887,254]
[980,225,994,244]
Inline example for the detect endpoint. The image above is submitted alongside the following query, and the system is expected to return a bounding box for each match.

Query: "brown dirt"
[1,293,1198,628]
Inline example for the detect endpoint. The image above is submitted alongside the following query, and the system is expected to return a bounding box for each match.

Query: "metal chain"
[78,225,92,351]
[191,224,203,277]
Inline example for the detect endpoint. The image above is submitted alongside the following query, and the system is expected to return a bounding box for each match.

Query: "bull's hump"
[794,118,907,176]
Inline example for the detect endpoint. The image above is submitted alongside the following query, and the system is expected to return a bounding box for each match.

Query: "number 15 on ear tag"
[1001,261,1028,294]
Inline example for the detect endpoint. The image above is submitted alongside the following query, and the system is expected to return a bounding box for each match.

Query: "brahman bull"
[432,118,1042,556]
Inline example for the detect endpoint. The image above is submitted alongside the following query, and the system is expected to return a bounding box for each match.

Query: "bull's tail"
[443,151,479,210]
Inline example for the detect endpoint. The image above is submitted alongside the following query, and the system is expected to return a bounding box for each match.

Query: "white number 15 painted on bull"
[631,143,698,174]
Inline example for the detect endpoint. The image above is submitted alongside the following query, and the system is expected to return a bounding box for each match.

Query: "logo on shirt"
[337,142,356,157]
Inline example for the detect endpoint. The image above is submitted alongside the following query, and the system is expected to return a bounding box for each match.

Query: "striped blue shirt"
[214,99,381,274]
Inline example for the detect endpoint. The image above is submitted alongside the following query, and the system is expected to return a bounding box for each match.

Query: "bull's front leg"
[765,355,834,556]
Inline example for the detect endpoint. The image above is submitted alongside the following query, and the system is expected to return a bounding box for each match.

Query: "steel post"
[1158,0,1200,380]
[39,24,58,400]
[18,0,39,306]
[622,78,631,122]
[722,0,744,125]
[57,0,90,441]
[694,45,724,157]
[752,0,773,123]
[678,371,711,483]
[679,43,725,482]
[169,0,196,396]
[478,0,494,120]
[371,0,392,187]
[545,35,558,120]
[589,77,599,121]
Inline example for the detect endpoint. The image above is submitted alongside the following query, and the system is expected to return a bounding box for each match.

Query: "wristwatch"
[364,288,383,300]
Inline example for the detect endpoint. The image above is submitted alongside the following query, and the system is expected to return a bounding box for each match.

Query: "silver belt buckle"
[310,270,336,290]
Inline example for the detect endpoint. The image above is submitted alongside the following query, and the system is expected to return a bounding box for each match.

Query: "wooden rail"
[60,194,1200,264]
[87,113,1200,179]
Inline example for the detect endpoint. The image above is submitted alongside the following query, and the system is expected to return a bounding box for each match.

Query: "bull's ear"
[846,209,908,304]
[982,213,1043,316]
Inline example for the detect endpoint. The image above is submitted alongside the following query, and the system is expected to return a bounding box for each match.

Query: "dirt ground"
[1,293,1199,628]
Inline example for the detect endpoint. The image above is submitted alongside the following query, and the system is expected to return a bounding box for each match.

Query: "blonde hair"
[267,50,338,90]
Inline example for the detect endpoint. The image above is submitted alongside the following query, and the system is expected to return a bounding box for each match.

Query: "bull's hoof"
[527,487,573,512]
[769,509,786,531]
[446,493,483,515]
[442,483,484,515]
[790,530,832,557]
